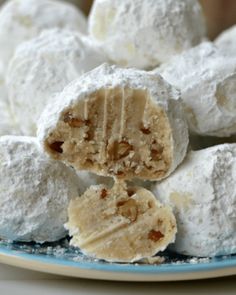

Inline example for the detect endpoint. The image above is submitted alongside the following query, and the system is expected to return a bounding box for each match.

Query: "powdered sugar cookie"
[66,181,176,262]
[89,0,206,69]
[155,42,236,137]
[0,0,87,70]
[152,144,236,257]
[38,64,189,181]
[0,136,84,243]
[7,29,107,136]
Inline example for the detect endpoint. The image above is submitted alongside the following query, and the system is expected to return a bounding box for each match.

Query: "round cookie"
[0,0,87,70]
[152,144,236,257]
[7,29,107,136]
[38,63,189,181]
[155,42,236,137]
[66,181,177,262]
[215,25,236,57]
[88,0,206,69]
[0,136,84,243]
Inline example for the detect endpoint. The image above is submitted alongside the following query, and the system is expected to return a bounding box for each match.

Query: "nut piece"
[117,199,138,222]
[148,230,165,242]
[66,182,177,262]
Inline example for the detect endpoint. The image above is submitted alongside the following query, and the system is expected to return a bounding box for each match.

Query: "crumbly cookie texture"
[66,181,176,262]
[7,29,107,136]
[0,62,20,136]
[38,63,189,181]
[215,25,236,57]
[152,144,236,257]
[0,0,87,70]
[155,42,236,137]
[0,136,85,243]
[88,0,206,69]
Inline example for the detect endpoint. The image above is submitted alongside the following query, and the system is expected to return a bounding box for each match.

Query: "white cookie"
[152,144,236,257]
[215,25,236,57]
[0,0,87,70]
[66,181,176,262]
[7,29,107,136]
[88,0,206,69]
[38,63,189,181]
[0,136,85,243]
[155,42,236,137]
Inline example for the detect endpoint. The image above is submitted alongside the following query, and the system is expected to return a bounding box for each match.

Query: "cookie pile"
[0,0,236,262]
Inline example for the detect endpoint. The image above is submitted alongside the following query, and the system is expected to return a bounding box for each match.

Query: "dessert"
[66,181,176,262]
[88,0,206,69]
[0,136,84,243]
[7,29,107,136]
[0,0,87,70]
[152,144,236,257]
[155,42,236,137]
[38,63,189,181]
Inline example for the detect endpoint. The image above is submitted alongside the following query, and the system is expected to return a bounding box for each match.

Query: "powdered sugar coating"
[37,63,189,180]
[0,61,20,136]
[89,0,206,69]
[0,0,87,70]
[215,25,236,57]
[0,136,84,243]
[7,29,107,136]
[152,144,236,257]
[155,42,236,137]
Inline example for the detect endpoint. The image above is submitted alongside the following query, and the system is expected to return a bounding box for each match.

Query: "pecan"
[117,199,138,222]
[148,230,164,242]
[100,188,108,199]
[127,188,136,197]
[64,112,89,128]
[140,124,151,134]
[151,141,164,161]
[48,141,64,153]
[108,140,133,161]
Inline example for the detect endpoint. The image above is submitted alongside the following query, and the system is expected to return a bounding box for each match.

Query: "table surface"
[0,263,235,295]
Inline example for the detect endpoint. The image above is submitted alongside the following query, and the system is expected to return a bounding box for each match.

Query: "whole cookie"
[38,63,189,181]
[89,0,206,69]
[0,0,87,70]
[155,42,236,137]
[66,182,176,262]
[152,144,236,257]
[7,29,107,136]
[0,136,84,243]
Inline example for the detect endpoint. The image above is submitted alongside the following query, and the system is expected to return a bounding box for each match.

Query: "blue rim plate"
[0,239,236,281]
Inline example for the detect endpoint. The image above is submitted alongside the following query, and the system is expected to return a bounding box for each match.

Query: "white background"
[0,263,235,294]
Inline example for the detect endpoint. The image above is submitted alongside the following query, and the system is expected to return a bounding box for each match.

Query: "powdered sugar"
[89,0,206,69]
[7,29,107,136]
[152,144,236,257]
[0,136,85,243]
[0,0,87,70]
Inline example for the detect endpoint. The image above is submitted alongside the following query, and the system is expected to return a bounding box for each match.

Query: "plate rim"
[0,246,236,281]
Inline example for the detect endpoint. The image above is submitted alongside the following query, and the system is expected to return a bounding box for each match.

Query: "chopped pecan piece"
[100,188,108,199]
[48,141,64,153]
[117,199,138,222]
[148,230,164,242]
[64,112,89,128]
